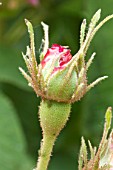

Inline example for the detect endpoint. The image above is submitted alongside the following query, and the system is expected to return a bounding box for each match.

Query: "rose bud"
[19,9,112,103]
[19,10,113,170]
[19,10,112,141]
[39,44,78,102]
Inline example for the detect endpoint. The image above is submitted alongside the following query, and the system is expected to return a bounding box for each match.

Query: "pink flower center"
[41,44,72,73]
[27,0,39,6]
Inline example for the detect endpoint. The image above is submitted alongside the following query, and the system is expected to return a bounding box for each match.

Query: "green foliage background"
[0,0,113,169]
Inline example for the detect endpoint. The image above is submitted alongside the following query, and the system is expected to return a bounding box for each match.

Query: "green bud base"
[36,99,71,170]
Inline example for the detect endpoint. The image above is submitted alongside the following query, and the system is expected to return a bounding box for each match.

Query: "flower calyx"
[19,10,113,103]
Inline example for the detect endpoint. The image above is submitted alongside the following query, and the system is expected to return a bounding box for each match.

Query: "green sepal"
[46,67,77,102]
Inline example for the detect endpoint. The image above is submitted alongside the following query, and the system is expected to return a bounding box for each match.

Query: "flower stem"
[36,134,56,170]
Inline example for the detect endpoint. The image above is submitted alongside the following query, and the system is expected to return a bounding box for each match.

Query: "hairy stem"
[36,134,56,170]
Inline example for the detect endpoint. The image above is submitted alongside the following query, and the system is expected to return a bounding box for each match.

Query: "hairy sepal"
[46,67,77,102]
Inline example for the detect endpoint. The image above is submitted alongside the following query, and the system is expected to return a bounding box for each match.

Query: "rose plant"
[19,10,113,170]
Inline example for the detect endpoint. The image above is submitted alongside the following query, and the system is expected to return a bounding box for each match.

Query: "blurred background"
[0,0,113,170]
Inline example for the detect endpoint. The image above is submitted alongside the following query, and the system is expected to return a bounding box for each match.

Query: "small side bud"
[78,108,113,170]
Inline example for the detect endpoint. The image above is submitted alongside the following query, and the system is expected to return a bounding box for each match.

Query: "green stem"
[36,134,56,170]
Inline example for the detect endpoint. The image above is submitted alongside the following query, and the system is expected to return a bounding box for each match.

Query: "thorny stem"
[36,135,56,170]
